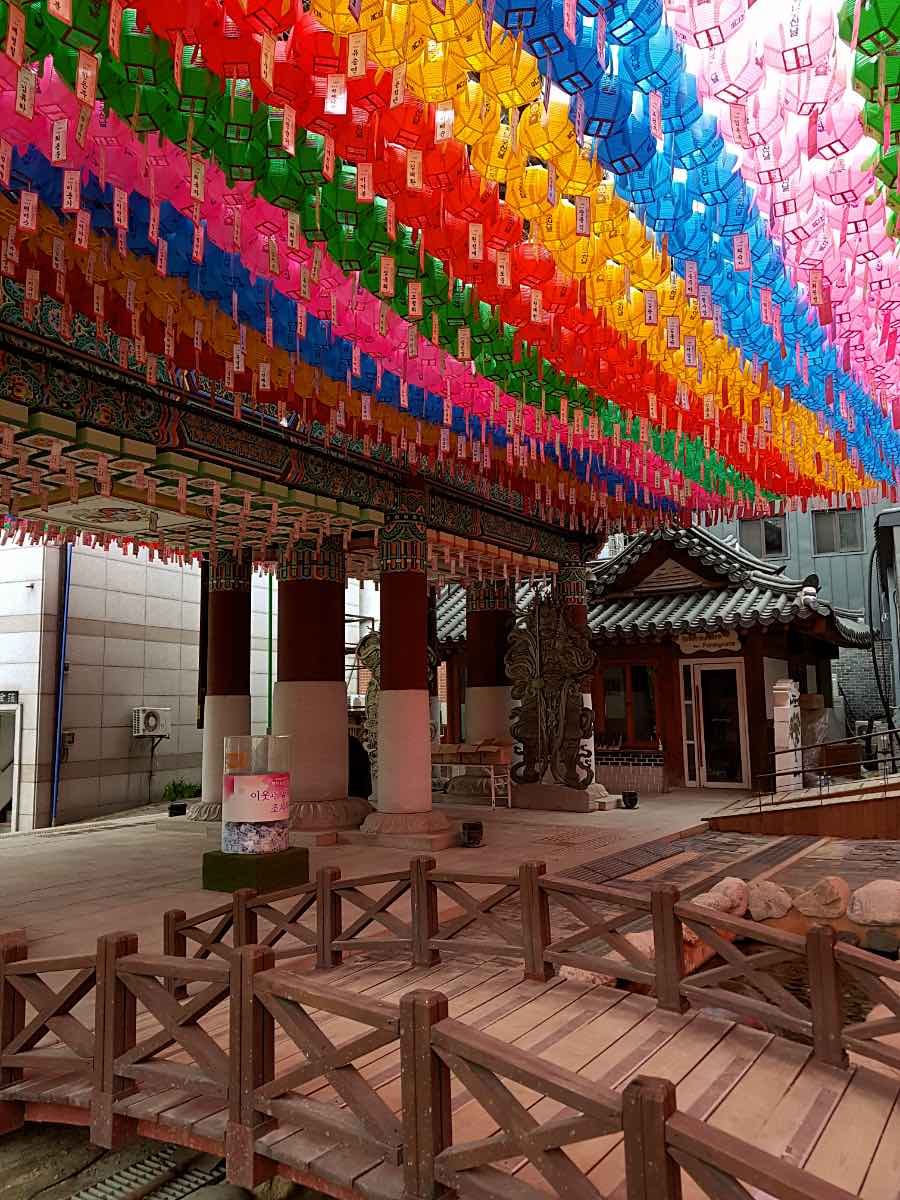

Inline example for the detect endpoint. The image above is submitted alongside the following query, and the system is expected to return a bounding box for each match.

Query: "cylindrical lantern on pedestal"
[221,734,291,854]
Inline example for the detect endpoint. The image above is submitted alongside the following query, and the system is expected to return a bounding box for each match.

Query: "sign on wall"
[676,632,741,655]
[0,691,19,705]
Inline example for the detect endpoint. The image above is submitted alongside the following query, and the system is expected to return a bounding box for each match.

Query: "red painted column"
[201,551,251,810]
[361,487,452,847]
[464,579,514,741]
[273,536,368,835]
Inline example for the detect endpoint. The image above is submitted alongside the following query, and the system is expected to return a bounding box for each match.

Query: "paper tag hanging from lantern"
[5,6,25,65]
[190,158,205,202]
[530,289,542,323]
[644,290,659,326]
[665,315,680,349]
[390,63,406,109]
[379,255,395,298]
[75,51,98,107]
[51,119,67,164]
[685,260,698,299]
[108,0,122,56]
[496,250,511,287]
[435,102,454,143]
[322,137,335,181]
[563,0,576,41]
[191,224,204,264]
[24,268,39,303]
[18,191,37,233]
[74,209,90,249]
[48,0,72,23]
[287,211,300,250]
[281,105,296,156]
[407,150,423,191]
[698,285,713,319]
[347,31,367,79]
[458,327,471,360]
[468,223,484,262]
[356,163,374,203]
[733,233,750,271]
[156,239,168,276]
[683,335,697,368]
[649,91,663,140]
[0,141,11,189]
[760,288,772,325]
[259,362,271,391]
[408,279,423,319]
[575,196,590,237]
[713,304,723,337]
[148,201,159,244]
[325,75,348,116]
[15,67,34,119]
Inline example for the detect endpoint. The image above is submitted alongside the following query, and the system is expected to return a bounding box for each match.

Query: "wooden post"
[411,856,439,968]
[519,861,553,982]
[400,990,451,1200]
[232,889,258,949]
[225,945,276,1189]
[91,931,138,1150]
[807,924,849,1069]
[163,908,187,1000]
[650,884,687,1014]
[316,867,342,970]
[623,1076,682,1200]
[0,931,26,1135]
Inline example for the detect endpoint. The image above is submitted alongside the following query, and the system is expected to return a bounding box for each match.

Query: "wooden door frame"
[679,658,750,789]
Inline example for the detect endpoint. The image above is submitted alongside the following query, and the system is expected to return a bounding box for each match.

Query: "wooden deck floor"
[3,950,898,1199]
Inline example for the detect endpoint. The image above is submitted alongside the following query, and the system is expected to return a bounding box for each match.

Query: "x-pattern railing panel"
[114,956,231,1096]
[177,903,235,963]
[837,944,900,1071]
[253,968,403,1162]
[1,957,97,1071]
[332,875,413,954]
[251,887,317,958]
[541,883,654,985]
[431,1017,622,1200]
[428,873,523,957]
[675,902,812,1038]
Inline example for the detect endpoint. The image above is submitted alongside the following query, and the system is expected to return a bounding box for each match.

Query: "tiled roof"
[587,527,871,648]
[435,525,872,650]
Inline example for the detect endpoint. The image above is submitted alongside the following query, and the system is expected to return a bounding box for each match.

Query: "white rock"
[709,877,749,916]
[747,880,793,922]
[793,876,849,920]
[848,880,900,926]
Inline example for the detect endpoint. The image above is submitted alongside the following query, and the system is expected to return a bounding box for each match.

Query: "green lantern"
[839,0,900,57]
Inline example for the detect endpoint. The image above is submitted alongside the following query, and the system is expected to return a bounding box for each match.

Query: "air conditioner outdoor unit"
[132,706,172,738]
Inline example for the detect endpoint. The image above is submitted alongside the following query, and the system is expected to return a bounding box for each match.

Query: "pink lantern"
[791,228,837,273]
[666,0,747,49]
[784,63,846,117]
[845,226,894,265]
[697,38,764,103]
[779,202,830,249]
[812,98,865,161]
[758,173,815,220]
[762,0,834,75]
[724,94,781,149]
[745,133,801,186]
[813,157,873,206]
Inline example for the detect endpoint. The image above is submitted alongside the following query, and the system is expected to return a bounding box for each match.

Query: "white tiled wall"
[1,548,379,830]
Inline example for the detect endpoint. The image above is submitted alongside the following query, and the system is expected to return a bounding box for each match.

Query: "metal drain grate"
[71,1147,226,1200]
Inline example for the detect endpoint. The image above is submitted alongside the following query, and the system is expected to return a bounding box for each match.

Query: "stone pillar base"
[343,808,456,850]
[290,795,372,835]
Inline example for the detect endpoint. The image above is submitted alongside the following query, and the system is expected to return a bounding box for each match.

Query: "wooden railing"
[161,857,900,1076]
[0,925,868,1200]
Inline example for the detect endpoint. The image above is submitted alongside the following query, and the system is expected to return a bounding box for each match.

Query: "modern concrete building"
[0,539,379,832]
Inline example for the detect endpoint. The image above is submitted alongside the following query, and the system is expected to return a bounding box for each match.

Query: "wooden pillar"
[623,1076,682,1200]
[202,551,252,811]
[273,537,367,833]
[446,653,464,744]
[400,990,451,1200]
[226,945,276,1189]
[91,931,138,1149]
[0,931,26,1135]
[361,488,451,847]
[465,580,513,740]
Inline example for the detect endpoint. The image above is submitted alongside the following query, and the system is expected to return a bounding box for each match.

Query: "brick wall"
[833,646,894,724]
[594,749,665,795]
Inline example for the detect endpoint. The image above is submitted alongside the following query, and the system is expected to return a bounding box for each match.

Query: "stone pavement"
[0,790,728,956]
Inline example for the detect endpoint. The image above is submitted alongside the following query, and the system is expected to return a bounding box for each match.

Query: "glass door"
[680,660,749,788]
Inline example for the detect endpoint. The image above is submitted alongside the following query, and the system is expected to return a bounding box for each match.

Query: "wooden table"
[432,741,514,808]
